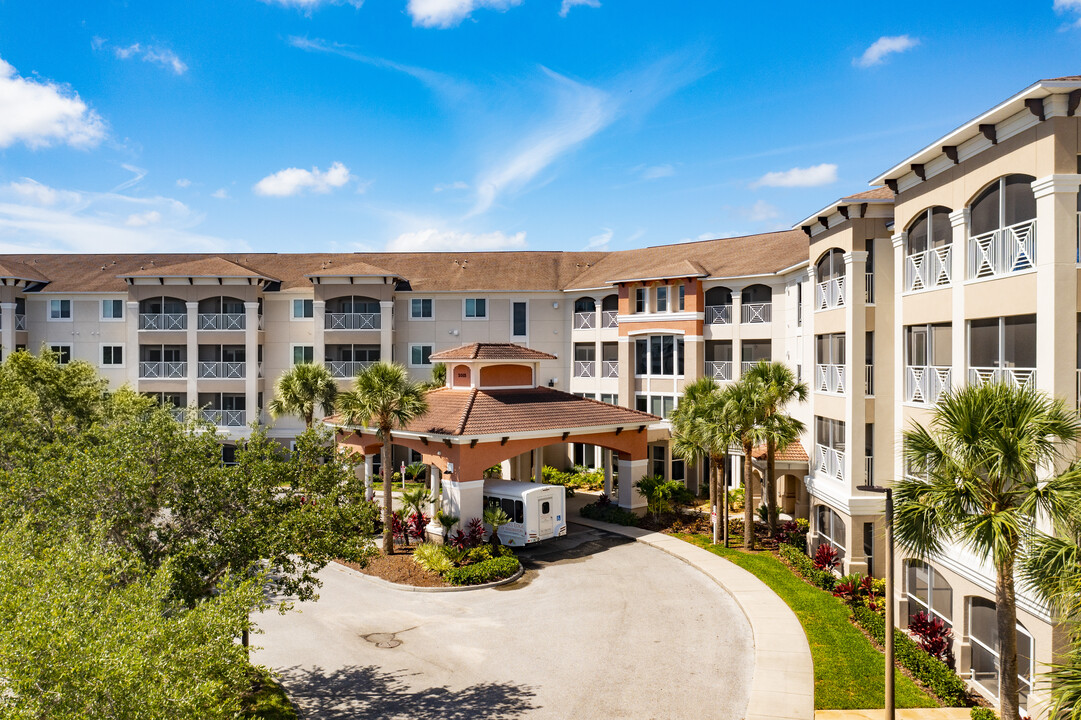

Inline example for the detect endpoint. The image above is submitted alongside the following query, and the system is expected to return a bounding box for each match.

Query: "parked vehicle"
[482,479,567,546]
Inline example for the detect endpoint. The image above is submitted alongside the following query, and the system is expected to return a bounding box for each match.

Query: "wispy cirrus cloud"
[853,35,919,68]
[633,163,675,180]
[751,163,837,188]
[560,0,600,17]
[1054,0,1081,26]
[406,0,520,28]
[0,56,106,150]
[434,181,469,192]
[253,162,353,197]
[583,227,612,250]
[259,0,363,11]
[386,227,526,251]
[95,39,188,75]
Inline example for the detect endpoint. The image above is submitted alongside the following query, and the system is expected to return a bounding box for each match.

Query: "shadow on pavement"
[513,522,632,571]
[277,664,538,720]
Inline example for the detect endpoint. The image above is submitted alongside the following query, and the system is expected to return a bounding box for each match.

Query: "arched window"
[816,249,845,282]
[600,294,619,328]
[967,596,1033,709]
[968,175,1037,279]
[197,296,246,330]
[325,296,380,330]
[704,286,732,324]
[906,207,953,256]
[814,505,846,562]
[904,560,952,627]
[970,174,1037,236]
[741,284,771,323]
[139,296,187,330]
[573,297,596,313]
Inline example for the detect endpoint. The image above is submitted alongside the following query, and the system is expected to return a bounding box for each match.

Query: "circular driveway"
[253,524,754,719]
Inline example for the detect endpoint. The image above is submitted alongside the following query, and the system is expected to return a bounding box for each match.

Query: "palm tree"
[745,361,807,534]
[338,361,429,555]
[723,374,769,550]
[897,382,1081,720]
[267,362,338,428]
[483,506,511,546]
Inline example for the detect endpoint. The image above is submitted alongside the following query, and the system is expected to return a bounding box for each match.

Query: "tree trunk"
[721,452,729,548]
[766,440,778,535]
[710,457,720,545]
[997,553,1021,720]
[743,441,755,550]
[381,431,393,555]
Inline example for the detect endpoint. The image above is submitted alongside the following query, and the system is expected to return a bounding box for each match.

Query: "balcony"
[815,277,845,311]
[741,302,771,324]
[325,313,380,330]
[865,456,873,484]
[327,360,372,379]
[968,219,1036,280]
[573,312,595,330]
[140,313,186,331]
[574,360,595,378]
[139,361,187,379]
[865,364,874,396]
[602,310,618,328]
[865,272,875,304]
[905,366,952,404]
[602,360,619,378]
[815,444,846,482]
[14,314,25,331]
[706,360,731,381]
[198,361,245,379]
[198,313,246,331]
[201,409,246,427]
[905,246,952,292]
[968,366,1036,390]
[815,363,847,394]
[707,305,732,324]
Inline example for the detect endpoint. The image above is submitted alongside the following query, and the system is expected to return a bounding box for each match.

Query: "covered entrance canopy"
[327,343,662,528]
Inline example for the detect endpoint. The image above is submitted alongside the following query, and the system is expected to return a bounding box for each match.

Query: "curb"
[331,561,524,593]
[570,516,814,720]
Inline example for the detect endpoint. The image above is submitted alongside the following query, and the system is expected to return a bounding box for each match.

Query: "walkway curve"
[572,515,815,720]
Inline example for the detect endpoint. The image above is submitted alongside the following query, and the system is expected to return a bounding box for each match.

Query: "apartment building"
[2,74,1080,715]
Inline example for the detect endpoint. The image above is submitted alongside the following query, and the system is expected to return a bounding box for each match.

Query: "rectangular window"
[677,284,685,311]
[411,298,433,319]
[635,395,648,412]
[292,299,313,319]
[101,345,124,366]
[649,395,675,419]
[512,301,527,336]
[796,282,803,326]
[49,299,71,320]
[292,345,314,366]
[49,344,72,364]
[635,288,647,313]
[464,298,487,319]
[600,393,617,405]
[656,286,668,312]
[101,299,124,320]
[637,335,684,377]
[410,344,433,366]
[650,445,666,478]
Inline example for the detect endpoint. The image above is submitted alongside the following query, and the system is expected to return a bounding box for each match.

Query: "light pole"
[858,483,894,720]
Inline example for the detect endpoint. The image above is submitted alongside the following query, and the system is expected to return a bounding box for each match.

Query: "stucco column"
[616,337,633,407]
[426,463,442,535]
[1032,174,1081,403]
[602,448,613,497]
[0,302,14,361]
[244,301,259,426]
[685,334,703,383]
[948,209,969,391]
[844,251,868,495]
[364,455,375,502]
[126,300,140,387]
[730,286,743,378]
[616,457,648,511]
[379,300,394,364]
[313,300,326,366]
[803,267,816,387]
[186,301,199,403]
[442,478,485,526]
[891,233,906,485]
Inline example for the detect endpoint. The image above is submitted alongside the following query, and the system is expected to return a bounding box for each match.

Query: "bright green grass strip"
[676,534,938,711]
[244,666,299,720]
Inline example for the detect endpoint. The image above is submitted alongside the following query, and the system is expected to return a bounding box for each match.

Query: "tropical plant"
[483,506,511,546]
[407,511,429,543]
[435,510,459,543]
[338,361,429,555]
[744,361,808,534]
[466,517,485,547]
[426,362,447,389]
[909,611,955,668]
[403,461,428,484]
[813,543,839,571]
[267,362,338,428]
[412,542,453,574]
[897,381,1081,720]
[723,374,769,550]
[391,509,408,547]
[400,486,429,523]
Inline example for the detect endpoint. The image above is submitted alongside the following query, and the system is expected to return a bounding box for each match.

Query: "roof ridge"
[541,386,660,421]
[455,388,479,435]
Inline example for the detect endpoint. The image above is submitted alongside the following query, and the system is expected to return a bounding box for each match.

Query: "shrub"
[467,544,494,563]
[443,556,519,586]
[542,464,605,490]
[778,543,836,591]
[412,543,453,574]
[579,501,638,526]
[635,475,690,518]
[449,529,469,551]
[852,605,969,707]
[407,511,429,542]
[773,520,808,551]
[596,492,612,508]
[795,517,809,534]
[909,611,955,668]
[466,517,485,547]
[813,543,839,571]
[756,504,769,523]
[727,487,745,510]
[970,708,996,720]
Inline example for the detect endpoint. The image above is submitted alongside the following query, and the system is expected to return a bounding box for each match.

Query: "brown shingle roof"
[118,256,275,281]
[429,343,557,361]
[0,260,49,283]
[841,186,893,202]
[304,259,397,279]
[751,441,809,463]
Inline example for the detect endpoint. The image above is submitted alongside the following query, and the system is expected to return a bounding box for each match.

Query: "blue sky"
[0,0,1079,256]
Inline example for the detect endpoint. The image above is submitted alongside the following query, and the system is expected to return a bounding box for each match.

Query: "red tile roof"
[429,343,557,361]
[751,441,809,463]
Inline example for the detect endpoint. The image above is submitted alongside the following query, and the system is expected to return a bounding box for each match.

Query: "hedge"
[969,708,997,720]
[778,542,837,591]
[852,605,970,707]
[443,556,519,586]
[579,502,639,526]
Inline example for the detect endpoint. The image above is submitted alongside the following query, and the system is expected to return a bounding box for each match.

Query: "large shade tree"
[338,361,429,554]
[267,362,339,428]
[897,382,1081,720]
[745,361,807,534]
[723,374,769,550]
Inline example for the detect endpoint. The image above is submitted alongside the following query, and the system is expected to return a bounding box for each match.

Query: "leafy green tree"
[338,361,429,554]
[745,361,807,534]
[897,382,1081,720]
[267,362,338,428]
[723,374,769,550]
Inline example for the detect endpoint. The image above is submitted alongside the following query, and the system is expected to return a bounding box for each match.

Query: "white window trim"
[48,299,72,322]
[634,287,650,314]
[511,300,528,338]
[462,297,488,321]
[409,343,434,367]
[48,342,73,364]
[633,334,686,379]
[100,298,125,322]
[290,343,315,366]
[99,343,126,369]
[290,298,314,321]
[410,297,434,321]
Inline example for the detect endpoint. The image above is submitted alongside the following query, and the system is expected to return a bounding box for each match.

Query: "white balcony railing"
[328,360,372,379]
[325,312,380,330]
[968,219,1036,280]
[815,277,845,311]
[706,360,732,381]
[905,245,952,292]
[968,366,1036,390]
[574,360,596,378]
[865,456,873,484]
[602,360,619,378]
[170,408,187,423]
[602,310,618,328]
[198,361,245,379]
[201,409,245,427]
[815,444,846,483]
[741,302,771,324]
[815,363,847,394]
[198,313,245,331]
[865,364,874,396]
[573,312,595,330]
[140,313,186,331]
[865,272,875,304]
[905,366,952,404]
[741,360,760,375]
[14,314,25,331]
[139,361,187,379]
[707,305,732,324]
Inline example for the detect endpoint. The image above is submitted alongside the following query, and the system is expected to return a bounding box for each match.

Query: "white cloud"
[111,43,188,75]
[583,228,612,251]
[434,180,469,192]
[853,35,919,68]
[747,199,780,222]
[211,188,230,199]
[752,163,838,188]
[176,178,191,188]
[559,0,599,17]
[5,179,82,207]
[253,162,352,197]
[407,0,521,28]
[125,210,162,226]
[638,163,675,180]
[1055,0,1081,10]
[260,0,363,10]
[0,56,106,150]
[386,228,526,252]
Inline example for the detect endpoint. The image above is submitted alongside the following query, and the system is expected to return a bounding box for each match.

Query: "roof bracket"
[885,179,898,194]
[420,436,428,446]
[817,216,829,229]
[837,205,849,220]
[637,425,646,433]
[859,202,868,218]
[500,436,509,446]
[470,438,478,448]
[911,163,926,181]
[615,426,623,435]
[1024,98,1045,122]
[443,438,453,448]
[1069,89,1081,117]
[979,123,997,145]
[561,431,570,441]
[800,225,813,238]
[942,145,959,164]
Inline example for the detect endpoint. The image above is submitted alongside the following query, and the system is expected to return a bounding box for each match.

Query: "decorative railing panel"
[815,444,846,483]
[198,361,245,379]
[905,366,952,404]
[602,360,619,378]
[968,219,1036,280]
[198,313,246,331]
[968,366,1036,390]
[139,361,187,379]
[815,277,845,311]
[574,360,595,378]
[706,361,731,381]
[201,409,245,427]
[815,363,847,394]
[741,302,771,324]
[325,313,380,330]
[601,310,618,328]
[707,305,732,324]
[573,312,595,330]
[905,245,952,292]
[140,313,187,331]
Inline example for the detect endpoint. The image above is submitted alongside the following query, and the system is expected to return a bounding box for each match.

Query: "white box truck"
[482,479,567,546]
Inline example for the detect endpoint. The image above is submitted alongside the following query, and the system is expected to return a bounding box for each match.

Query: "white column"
[949,210,969,389]
[731,286,743,378]
[602,448,613,496]
[844,250,868,494]
[442,478,485,526]
[313,300,326,367]
[364,455,375,502]
[892,233,906,485]
[534,447,544,483]
[186,301,199,405]
[0,302,14,361]
[244,301,259,427]
[126,300,140,387]
[804,267,816,388]
[426,463,442,534]
[616,457,648,511]
[379,300,394,364]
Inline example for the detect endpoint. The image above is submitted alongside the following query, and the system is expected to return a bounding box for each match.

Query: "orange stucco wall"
[478,363,532,388]
[451,364,471,387]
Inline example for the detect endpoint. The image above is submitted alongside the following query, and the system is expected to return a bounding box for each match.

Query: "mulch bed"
[338,545,449,588]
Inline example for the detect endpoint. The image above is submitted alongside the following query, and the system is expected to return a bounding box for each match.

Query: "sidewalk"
[815,711,971,719]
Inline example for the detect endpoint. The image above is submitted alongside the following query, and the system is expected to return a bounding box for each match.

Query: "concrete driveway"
[253,523,754,719]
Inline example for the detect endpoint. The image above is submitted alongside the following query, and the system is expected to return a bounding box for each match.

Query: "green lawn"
[244,666,298,720]
[677,534,938,711]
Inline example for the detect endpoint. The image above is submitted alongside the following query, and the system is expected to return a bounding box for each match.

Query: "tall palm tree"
[724,374,768,550]
[745,361,808,534]
[338,362,429,555]
[267,362,338,428]
[897,382,1081,720]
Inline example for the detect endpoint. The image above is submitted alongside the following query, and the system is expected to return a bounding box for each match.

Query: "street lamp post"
[858,484,894,720]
